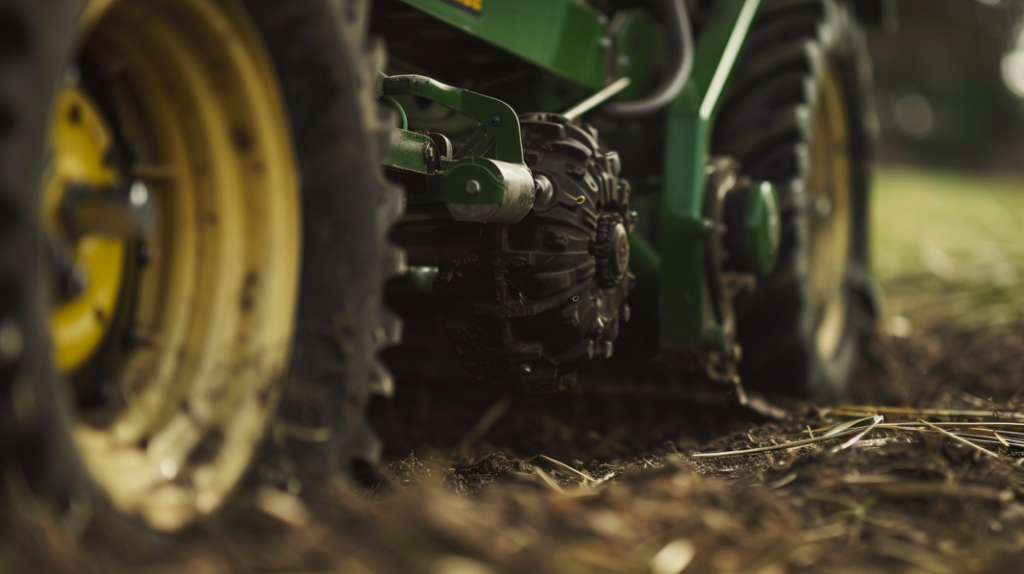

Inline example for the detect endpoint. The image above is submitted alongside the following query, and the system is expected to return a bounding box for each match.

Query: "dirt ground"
[6,167,1024,574]
[3,317,1024,574]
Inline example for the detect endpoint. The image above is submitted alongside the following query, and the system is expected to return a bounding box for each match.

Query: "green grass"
[871,167,1024,327]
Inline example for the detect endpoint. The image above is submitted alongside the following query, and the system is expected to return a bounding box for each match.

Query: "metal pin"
[562,77,632,121]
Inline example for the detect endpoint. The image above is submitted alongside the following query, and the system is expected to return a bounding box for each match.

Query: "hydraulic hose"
[603,0,694,117]
[379,71,409,129]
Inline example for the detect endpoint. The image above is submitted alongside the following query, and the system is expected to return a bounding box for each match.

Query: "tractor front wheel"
[713,0,878,400]
[0,0,397,533]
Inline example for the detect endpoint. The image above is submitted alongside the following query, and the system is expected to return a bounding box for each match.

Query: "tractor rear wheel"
[0,0,396,533]
[712,0,877,401]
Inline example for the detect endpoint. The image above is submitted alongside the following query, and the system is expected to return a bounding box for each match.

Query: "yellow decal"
[443,0,482,14]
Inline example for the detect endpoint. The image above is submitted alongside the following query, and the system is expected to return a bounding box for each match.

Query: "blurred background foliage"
[870,0,1024,171]
[867,0,1024,330]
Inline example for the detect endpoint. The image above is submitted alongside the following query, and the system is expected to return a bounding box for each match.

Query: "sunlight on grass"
[872,167,1024,327]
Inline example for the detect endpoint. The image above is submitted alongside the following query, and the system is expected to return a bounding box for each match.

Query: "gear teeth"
[367,360,395,398]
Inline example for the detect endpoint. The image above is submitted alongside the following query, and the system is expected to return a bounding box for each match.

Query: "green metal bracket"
[742,181,780,278]
[612,10,664,101]
[658,0,761,352]
[413,157,505,205]
[382,76,536,223]
[394,0,663,97]
[384,131,509,207]
[406,154,536,223]
[385,129,438,174]
[383,75,524,164]
[396,0,610,90]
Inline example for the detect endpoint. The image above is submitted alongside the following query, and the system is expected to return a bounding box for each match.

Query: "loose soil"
[5,320,1024,574]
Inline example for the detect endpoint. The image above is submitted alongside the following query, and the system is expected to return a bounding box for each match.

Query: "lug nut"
[422,142,438,169]
[129,180,149,207]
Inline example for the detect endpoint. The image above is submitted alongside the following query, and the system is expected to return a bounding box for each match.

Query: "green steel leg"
[658,0,761,354]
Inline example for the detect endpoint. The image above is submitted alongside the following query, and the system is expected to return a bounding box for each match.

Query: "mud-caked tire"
[435,114,632,392]
[0,0,399,533]
[246,0,404,489]
[712,0,878,401]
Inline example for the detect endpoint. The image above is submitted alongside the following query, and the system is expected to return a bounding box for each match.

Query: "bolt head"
[490,114,502,127]
[465,180,482,196]
[130,180,149,207]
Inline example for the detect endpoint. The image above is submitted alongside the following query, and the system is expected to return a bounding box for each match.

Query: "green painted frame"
[397,0,611,89]
[389,0,765,369]
[657,0,762,354]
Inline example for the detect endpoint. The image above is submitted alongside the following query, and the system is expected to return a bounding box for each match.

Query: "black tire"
[0,0,399,530]
[0,0,93,528]
[712,0,878,401]
[245,0,403,487]
[433,114,632,392]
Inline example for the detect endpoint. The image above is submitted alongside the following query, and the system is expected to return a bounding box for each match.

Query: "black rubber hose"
[603,0,694,117]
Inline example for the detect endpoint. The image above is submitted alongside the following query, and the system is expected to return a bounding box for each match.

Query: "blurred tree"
[867,0,1024,172]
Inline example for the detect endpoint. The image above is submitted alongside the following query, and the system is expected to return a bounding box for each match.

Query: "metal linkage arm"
[381,76,535,224]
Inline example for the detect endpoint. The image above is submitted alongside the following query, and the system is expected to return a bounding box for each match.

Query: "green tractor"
[0,0,887,532]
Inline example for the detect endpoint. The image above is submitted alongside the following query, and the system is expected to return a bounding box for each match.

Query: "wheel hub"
[596,215,630,288]
[41,0,302,531]
[44,88,130,373]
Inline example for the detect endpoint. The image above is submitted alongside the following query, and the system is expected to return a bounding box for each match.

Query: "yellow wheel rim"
[808,69,853,360]
[44,0,301,531]
[44,89,127,372]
